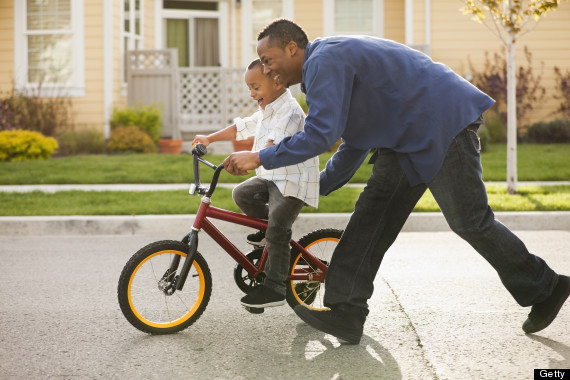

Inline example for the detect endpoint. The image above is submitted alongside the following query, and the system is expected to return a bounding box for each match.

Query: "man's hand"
[223,151,261,176]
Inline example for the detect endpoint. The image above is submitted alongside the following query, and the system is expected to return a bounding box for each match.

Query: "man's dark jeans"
[323,126,558,309]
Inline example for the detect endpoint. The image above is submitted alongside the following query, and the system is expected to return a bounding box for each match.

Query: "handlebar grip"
[192,143,207,157]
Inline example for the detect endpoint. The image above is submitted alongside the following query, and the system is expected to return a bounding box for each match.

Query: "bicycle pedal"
[244,306,264,314]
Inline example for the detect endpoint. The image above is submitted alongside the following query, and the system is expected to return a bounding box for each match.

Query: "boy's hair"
[247,58,263,70]
[257,19,308,50]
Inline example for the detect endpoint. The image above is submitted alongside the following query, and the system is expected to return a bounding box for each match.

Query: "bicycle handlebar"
[191,143,225,197]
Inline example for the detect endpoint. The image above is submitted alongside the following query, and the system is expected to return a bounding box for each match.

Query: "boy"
[192,58,319,309]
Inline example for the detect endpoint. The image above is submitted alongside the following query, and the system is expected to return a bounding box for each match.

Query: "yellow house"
[1,0,568,141]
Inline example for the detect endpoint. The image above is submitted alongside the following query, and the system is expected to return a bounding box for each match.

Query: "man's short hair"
[248,58,263,70]
[257,19,308,50]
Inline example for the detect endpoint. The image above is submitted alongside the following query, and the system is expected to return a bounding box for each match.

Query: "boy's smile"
[245,65,285,110]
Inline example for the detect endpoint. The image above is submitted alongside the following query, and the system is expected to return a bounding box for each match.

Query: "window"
[324,0,383,37]
[162,1,222,67]
[240,0,293,66]
[122,0,144,86]
[14,0,85,97]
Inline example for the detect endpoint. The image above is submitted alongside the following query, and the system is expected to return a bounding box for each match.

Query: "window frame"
[240,0,294,66]
[158,3,228,67]
[323,0,384,37]
[121,0,144,94]
[14,0,85,98]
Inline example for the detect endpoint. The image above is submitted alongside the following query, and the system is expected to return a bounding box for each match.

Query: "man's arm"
[320,141,370,195]
[226,56,354,175]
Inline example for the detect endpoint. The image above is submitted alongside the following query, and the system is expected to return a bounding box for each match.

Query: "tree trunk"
[506,32,517,194]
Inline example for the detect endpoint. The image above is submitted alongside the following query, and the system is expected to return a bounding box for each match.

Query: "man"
[223,19,569,344]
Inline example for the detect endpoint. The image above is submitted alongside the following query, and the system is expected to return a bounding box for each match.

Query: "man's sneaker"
[241,285,285,308]
[294,303,367,344]
[523,275,570,334]
[246,230,266,245]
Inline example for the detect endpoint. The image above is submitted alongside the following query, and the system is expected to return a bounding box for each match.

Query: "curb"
[1,211,569,236]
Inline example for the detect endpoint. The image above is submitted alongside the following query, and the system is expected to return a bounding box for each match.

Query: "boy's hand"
[192,135,210,146]
[223,152,261,176]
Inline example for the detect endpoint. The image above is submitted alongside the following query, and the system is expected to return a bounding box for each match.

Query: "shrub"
[295,93,308,114]
[468,46,545,130]
[0,88,74,136]
[482,111,507,143]
[57,128,106,156]
[0,130,58,162]
[110,104,163,142]
[106,126,157,154]
[523,119,570,143]
[554,67,570,119]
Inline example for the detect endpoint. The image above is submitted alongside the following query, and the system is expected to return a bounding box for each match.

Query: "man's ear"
[286,41,298,57]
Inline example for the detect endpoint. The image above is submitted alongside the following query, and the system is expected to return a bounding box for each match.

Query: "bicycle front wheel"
[286,229,343,311]
[117,240,212,334]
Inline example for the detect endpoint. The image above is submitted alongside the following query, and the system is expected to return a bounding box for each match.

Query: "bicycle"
[117,143,343,334]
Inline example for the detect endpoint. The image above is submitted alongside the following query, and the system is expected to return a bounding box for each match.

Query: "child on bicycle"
[192,58,319,309]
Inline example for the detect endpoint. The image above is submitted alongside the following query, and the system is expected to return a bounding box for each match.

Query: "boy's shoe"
[294,303,367,345]
[246,230,266,245]
[241,286,285,308]
[523,275,570,334]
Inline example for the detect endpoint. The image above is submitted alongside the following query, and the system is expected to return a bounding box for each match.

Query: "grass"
[1,185,568,216]
[0,144,569,185]
[0,143,568,216]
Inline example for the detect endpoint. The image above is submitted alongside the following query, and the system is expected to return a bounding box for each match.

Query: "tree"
[461,0,562,194]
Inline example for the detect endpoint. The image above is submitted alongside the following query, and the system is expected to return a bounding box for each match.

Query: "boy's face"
[245,65,283,109]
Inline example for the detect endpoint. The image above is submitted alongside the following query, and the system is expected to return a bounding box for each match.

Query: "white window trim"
[14,0,85,97]
[323,0,384,37]
[157,4,228,67]
[121,0,144,97]
[240,0,294,67]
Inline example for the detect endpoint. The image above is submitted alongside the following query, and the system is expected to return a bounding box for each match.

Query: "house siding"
[0,0,568,134]
[0,1,14,93]
[431,0,570,125]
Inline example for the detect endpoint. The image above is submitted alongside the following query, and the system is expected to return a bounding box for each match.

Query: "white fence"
[127,49,258,141]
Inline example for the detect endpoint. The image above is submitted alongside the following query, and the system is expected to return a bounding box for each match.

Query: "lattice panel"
[178,68,258,132]
[224,69,258,124]
[128,50,174,70]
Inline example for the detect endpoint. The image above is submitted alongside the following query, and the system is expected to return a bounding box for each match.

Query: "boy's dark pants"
[233,177,304,296]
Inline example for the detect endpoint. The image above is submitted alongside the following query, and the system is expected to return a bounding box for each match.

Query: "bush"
[524,119,570,143]
[554,67,570,119]
[0,89,74,136]
[106,126,157,154]
[57,128,106,156]
[482,111,507,143]
[110,104,163,142]
[0,130,58,161]
[468,46,545,130]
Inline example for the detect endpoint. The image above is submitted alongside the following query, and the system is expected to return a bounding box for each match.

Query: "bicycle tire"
[117,240,212,334]
[286,229,343,311]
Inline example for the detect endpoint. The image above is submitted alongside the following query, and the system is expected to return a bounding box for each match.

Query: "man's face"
[257,36,300,88]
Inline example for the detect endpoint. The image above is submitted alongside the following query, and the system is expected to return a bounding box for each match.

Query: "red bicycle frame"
[193,199,328,282]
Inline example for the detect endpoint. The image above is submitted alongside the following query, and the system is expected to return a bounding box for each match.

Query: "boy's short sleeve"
[235,111,261,140]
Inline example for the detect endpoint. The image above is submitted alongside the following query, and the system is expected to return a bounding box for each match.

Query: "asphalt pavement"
[0,230,568,379]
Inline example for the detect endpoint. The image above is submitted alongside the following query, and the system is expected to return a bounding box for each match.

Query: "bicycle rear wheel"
[286,229,343,311]
[117,240,212,334]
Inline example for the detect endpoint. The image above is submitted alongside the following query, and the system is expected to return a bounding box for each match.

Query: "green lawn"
[0,143,568,185]
[1,184,568,216]
[0,143,568,216]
